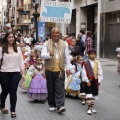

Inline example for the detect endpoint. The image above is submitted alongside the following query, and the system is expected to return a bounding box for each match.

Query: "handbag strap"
[0,48,4,69]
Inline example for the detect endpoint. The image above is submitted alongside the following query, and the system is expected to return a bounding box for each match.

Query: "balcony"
[17,0,24,11]
[16,17,29,26]
[17,6,24,11]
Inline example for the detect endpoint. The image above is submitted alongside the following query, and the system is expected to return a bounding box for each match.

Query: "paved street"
[0,59,120,120]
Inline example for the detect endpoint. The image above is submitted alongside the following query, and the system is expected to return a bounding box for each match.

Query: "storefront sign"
[80,22,86,31]
[40,0,72,23]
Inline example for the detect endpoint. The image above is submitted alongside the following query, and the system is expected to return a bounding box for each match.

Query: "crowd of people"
[0,28,103,118]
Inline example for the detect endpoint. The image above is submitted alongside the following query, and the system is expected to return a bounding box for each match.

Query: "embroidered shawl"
[33,64,44,71]
[83,59,98,80]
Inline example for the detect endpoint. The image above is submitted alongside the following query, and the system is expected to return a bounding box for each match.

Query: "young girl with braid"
[27,57,47,103]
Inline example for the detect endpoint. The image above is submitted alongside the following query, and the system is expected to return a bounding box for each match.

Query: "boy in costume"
[82,49,103,115]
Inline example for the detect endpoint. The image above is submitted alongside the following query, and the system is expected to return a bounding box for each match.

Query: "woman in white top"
[0,32,25,118]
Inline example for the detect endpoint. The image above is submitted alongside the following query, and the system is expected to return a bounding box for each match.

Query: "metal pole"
[35,4,38,42]
[35,17,38,42]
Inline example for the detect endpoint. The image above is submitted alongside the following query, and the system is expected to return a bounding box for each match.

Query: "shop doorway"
[104,23,120,59]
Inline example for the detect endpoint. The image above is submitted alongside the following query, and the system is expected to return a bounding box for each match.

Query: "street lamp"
[32,0,40,42]
[11,14,15,32]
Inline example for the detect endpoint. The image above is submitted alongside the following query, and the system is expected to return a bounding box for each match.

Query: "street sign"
[40,0,72,24]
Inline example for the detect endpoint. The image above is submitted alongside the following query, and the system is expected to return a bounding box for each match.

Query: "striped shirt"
[84,37,93,54]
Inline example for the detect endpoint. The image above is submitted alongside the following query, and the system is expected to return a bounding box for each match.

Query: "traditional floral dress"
[66,64,82,96]
[19,47,30,89]
[28,64,47,100]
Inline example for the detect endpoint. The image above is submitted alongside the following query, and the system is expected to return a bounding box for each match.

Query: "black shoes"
[58,107,66,114]
[11,112,16,118]
[1,108,8,114]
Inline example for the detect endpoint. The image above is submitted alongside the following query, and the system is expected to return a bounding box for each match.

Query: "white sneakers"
[87,108,97,115]
[87,109,92,115]
[49,107,57,111]
[91,109,97,113]
[82,101,86,105]
[49,107,66,114]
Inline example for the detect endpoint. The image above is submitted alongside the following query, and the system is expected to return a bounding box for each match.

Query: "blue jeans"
[0,72,21,112]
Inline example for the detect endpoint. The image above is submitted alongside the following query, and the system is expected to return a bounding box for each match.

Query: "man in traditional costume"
[82,49,103,115]
[41,28,71,114]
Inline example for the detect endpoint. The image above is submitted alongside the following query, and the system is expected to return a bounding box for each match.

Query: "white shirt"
[28,64,44,75]
[0,47,24,72]
[81,34,86,43]
[82,59,103,83]
[24,37,33,45]
[34,43,43,51]
[41,41,71,70]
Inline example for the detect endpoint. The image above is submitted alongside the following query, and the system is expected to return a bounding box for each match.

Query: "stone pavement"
[0,59,120,120]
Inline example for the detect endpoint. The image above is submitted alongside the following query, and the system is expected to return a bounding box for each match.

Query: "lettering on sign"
[40,0,72,24]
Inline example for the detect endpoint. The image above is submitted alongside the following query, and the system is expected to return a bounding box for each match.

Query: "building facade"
[59,0,99,56]
[60,0,120,59]
[100,0,120,59]
[0,1,7,32]
[1,0,120,59]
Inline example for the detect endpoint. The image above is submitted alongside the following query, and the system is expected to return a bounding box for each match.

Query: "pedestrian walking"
[83,31,94,60]
[28,57,47,103]
[24,34,33,47]
[22,49,38,89]
[66,55,83,98]
[19,41,30,89]
[79,30,86,43]
[41,28,71,114]
[76,32,85,57]
[0,32,25,118]
[69,38,80,57]
[82,49,103,115]
[0,34,3,45]
[66,33,72,46]
[69,38,80,65]
[29,49,38,66]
